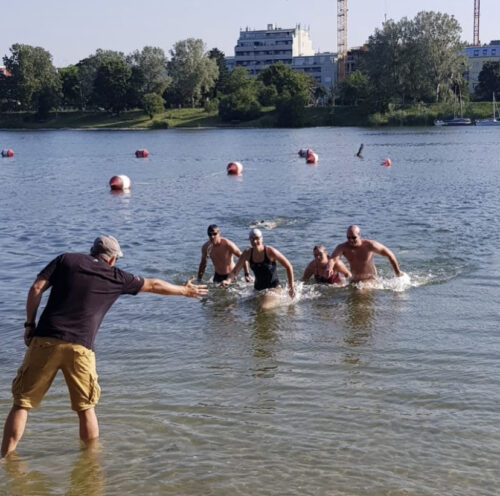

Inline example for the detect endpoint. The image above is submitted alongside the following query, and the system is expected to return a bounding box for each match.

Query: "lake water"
[0,126,499,496]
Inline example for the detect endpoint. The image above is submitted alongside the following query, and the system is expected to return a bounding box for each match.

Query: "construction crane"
[473,0,480,46]
[337,0,347,83]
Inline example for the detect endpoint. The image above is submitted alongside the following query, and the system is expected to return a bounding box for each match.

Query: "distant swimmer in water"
[222,228,295,302]
[356,143,364,158]
[302,245,351,284]
[198,224,251,283]
[250,219,279,230]
[329,225,403,284]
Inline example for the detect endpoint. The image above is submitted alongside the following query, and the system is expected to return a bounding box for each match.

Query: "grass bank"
[0,102,495,129]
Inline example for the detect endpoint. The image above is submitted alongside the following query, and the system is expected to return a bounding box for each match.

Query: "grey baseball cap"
[91,235,123,258]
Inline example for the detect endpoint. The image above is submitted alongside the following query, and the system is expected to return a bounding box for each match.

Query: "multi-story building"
[226,24,336,89]
[463,41,500,93]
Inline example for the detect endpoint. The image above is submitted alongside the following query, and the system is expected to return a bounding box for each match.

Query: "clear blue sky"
[1,0,498,67]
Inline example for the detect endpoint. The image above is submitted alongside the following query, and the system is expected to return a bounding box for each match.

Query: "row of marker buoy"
[2,149,14,157]
[298,148,318,164]
[109,150,147,190]
[106,146,392,192]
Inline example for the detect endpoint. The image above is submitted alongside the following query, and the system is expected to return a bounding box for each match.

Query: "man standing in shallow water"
[329,225,403,283]
[1,235,207,458]
[198,224,251,283]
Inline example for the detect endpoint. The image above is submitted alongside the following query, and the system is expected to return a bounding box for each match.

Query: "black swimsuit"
[213,272,229,283]
[250,246,280,291]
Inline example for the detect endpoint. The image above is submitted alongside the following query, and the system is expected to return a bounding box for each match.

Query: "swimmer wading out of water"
[222,228,295,300]
[329,225,403,283]
[198,224,251,283]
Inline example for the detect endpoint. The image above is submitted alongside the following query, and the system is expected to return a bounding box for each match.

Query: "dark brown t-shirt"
[33,253,144,350]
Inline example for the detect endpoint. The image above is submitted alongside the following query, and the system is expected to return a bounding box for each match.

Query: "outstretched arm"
[371,241,402,276]
[25,277,50,345]
[141,277,208,298]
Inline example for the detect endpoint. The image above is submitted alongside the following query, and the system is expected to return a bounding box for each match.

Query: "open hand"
[185,277,208,298]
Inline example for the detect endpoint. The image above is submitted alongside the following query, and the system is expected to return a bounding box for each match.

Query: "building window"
[473,50,479,56]
[483,49,488,55]
[492,49,497,55]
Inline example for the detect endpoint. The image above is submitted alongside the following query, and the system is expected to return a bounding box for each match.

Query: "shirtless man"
[197,225,251,283]
[329,225,403,283]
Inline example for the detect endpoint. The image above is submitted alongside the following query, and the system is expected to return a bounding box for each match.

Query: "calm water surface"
[0,127,499,495]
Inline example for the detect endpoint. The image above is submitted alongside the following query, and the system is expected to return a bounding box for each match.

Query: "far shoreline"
[0,102,494,130]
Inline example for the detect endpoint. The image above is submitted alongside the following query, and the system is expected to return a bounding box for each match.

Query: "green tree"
[127,46,169,96]
[76,50,126,110]
[475,61,500,101]
[0,70,18,110]
[3,43,61,116]
[167,38,218,107]
[409,11,465,102]
[218,67,261,121]
[258,62,314,126]
[208,48,229,96]
[92,57,131,114]
[361,11,465,108]
[142,92,165,118]
[59,65,80,107]
[359,20,407,110]
[337,71,370,106]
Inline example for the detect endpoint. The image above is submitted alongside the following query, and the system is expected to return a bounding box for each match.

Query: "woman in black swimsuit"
[301,245,351,284]
[222,228,295,299]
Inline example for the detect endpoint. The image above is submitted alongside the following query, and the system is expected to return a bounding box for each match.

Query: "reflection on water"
[344,287,375,334]
[67,441,104,496]
[1,441,104,496]
[251,309,279,362]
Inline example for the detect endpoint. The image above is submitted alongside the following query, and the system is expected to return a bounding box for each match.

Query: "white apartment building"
[226,24,336,89]
[463,41,500,93]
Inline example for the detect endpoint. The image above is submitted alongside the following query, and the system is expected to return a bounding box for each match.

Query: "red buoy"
[135,149,149,158]
[1,149,14,157]
[109,175,131,191]
[306,149,318,164]
[227,162,243,176]
[381,158,392,167]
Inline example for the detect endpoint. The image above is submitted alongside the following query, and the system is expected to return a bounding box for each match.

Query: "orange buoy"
[1,149,14,157]
[109,175,131,191]
[306,150,318,164]
[227,161,243,176]
[381,158,392,167]
[135,149,149,158]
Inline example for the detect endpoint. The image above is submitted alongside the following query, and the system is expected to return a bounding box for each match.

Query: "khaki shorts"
[12,337,101,411]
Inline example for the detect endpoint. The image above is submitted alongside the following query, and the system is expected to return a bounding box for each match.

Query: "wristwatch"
[24,321,36,328]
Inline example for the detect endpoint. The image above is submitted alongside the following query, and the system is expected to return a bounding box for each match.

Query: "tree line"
[1,11,499,125]
[336,11,500,111]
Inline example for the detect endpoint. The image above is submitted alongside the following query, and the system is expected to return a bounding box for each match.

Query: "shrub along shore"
[0,101,494,130]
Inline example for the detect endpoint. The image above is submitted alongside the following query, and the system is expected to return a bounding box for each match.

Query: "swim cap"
[249,228,263,239]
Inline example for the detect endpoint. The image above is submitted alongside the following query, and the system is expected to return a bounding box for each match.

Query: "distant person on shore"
[302,245,351,284]
[329,225,403,283]
[222,228,295,304]
[198,224,251,283]
[1,235,207,458]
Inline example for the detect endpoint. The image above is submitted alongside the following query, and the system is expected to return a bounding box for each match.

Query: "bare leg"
[1,406,29,458]
[77,408,99,444]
